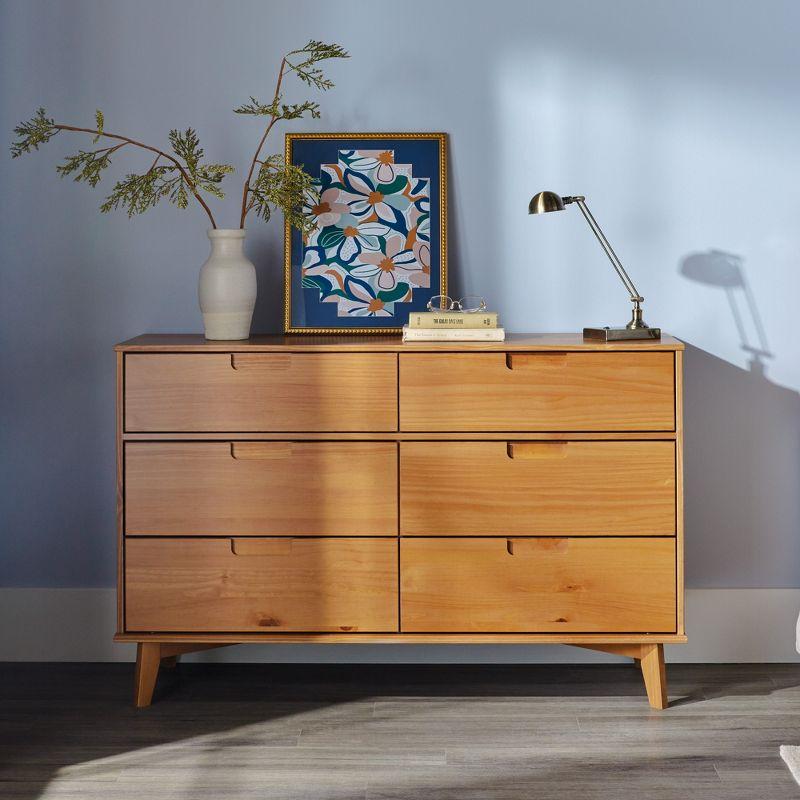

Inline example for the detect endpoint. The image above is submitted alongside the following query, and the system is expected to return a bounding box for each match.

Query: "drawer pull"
[506,441,569,459]
[505,352,569,370]
[230,442,294,460]
[506,538,569,555]
[231,539,293,556]
[230,353,293,371]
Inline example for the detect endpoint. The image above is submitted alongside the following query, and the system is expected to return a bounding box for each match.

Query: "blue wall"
[1,0,798,587]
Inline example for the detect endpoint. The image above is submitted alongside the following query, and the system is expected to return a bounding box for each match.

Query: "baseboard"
[1,588,798,663]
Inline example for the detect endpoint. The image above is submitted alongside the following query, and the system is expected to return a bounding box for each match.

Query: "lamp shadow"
[678,250,800,587]
[680,250,772,374]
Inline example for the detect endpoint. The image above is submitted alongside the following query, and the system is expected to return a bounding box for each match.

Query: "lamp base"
[583,326,662,341]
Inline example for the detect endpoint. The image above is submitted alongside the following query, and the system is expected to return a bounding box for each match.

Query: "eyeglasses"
[427,295,487,313]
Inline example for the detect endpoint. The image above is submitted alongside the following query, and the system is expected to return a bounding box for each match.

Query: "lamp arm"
[567,197,643,302]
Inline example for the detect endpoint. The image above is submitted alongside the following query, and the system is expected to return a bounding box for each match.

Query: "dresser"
[114,333,685,708]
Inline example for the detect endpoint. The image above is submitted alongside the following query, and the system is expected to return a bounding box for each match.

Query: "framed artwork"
[284,132,447,334]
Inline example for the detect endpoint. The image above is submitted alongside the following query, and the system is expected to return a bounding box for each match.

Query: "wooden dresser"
[114,333,685,708]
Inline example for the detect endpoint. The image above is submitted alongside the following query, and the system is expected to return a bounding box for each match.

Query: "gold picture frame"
[284,132,448,334]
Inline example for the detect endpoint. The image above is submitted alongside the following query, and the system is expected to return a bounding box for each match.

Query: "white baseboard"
[1,588,798,663]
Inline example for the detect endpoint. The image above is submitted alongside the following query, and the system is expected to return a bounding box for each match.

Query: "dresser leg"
[640,643,668,709]
[133,643,231,707]
[134,643,161,708]
[573,643,669,709]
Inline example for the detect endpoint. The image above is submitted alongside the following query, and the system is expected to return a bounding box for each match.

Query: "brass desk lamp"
[528,191,661,341]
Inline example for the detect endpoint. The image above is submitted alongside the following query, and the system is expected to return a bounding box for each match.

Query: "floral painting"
[285,134,446,333]
[301,149,430,317]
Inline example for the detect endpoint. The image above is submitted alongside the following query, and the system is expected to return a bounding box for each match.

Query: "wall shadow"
[443,136,465,301]
[679,251,800,587]
[249,231,285,334]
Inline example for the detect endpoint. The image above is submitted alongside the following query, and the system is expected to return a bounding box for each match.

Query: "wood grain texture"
[640,642,669,709]
[400,538,677,633]
[126,538,399,633]
[124,352,398,432]
[115,351,124,633]
[675,349,685,635]
[125,441,397,535]
[114,332,686,709]
[133,642,160,707]
[116,632,688,644]
[573,643,646,659]
[115,332,685,351]
[399,352,675,431]
[400,440,676,535]
[122,430,678,442]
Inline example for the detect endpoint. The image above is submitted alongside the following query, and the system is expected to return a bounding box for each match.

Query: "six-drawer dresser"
[114,333,685,708]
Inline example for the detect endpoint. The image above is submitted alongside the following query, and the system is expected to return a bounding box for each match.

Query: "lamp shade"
[528,191,565,214]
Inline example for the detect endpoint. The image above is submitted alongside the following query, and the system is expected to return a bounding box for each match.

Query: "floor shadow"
[678,250,800,587]
[2,663,798,799]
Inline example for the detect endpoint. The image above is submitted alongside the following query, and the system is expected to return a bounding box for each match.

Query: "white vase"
[198,229,257,340]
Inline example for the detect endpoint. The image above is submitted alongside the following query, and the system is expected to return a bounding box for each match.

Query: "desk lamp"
[528,191,661,340]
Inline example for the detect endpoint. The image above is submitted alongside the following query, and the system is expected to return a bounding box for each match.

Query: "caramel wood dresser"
[114,333,685,708]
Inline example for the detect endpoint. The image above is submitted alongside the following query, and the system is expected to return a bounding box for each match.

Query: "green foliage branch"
[12,109,230,227]
[235,40,348,232]
[10,40,348,232]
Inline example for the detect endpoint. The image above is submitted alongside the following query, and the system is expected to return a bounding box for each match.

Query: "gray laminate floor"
[1,662,799,799]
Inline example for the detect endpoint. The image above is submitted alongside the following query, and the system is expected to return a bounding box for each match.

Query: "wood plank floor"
[1,662,799,799]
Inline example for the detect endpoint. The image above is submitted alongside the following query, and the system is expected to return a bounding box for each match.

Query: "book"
[407,311,499,329]
[402,326,506,342]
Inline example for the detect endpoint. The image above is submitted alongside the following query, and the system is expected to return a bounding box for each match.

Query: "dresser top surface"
[116,332,684,352]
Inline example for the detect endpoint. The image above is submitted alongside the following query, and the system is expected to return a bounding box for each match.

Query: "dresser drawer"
[400,440,675,535]
[125,441,398,535]
[126,537,398,632]
[125,353,398,432]
[401,537,676,633]
[399,352,674,431]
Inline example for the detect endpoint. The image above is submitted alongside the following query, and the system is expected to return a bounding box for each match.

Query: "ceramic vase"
[198,228,257,340]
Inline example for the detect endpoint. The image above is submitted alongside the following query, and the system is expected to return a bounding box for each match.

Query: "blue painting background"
[289,136,443,330]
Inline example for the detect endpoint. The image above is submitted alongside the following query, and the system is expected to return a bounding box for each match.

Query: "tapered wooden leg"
[640,643,668,709]
[133,643,229,707]
[134,643,161,708]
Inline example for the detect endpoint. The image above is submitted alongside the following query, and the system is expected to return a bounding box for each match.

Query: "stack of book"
[402,310,505,341]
